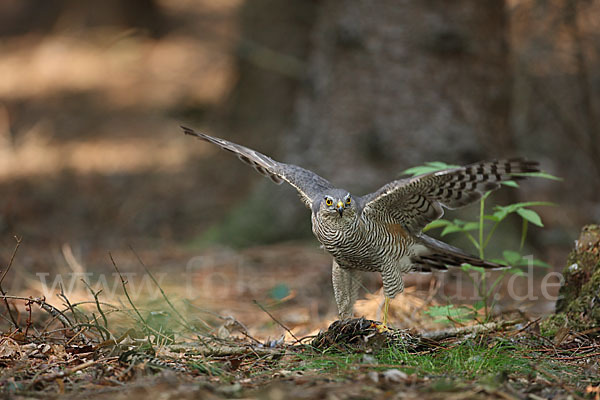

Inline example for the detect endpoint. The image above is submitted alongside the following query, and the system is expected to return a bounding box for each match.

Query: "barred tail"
[411,234,508,273]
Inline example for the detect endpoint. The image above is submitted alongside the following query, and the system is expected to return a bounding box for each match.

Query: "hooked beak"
[336,201,344,217]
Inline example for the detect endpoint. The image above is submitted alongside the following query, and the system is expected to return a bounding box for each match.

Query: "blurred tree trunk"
[510,0,600,238]
[217,0,512,246]
[286,0,512,191]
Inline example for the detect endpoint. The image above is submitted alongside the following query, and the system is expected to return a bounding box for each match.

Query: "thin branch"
[81,279,109,329]
[253,299,300,343]
[0,235,21,288]
[0,236,22,329]
[0,295,72,328]
[57,283,80,325]
[31,359,100,385]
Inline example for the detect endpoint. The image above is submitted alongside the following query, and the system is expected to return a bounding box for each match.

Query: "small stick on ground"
[0,236,22,329]
[253,299,300,343]
[31,359,101,385]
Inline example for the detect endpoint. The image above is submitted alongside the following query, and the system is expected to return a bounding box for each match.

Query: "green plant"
[403,162,561,322]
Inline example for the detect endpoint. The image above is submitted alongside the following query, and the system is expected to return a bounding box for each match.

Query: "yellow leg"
[382,296,390,327]
[375,296,391,333]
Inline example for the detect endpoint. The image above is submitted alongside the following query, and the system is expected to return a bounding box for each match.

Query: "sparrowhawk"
[182,127,539,325]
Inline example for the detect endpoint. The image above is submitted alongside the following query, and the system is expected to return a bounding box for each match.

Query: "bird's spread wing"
[361,158,539,233]
[182,126,334,207]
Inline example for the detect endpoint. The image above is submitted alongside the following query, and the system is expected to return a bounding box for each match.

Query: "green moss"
[540,313,567,337]
[543,225,600,336]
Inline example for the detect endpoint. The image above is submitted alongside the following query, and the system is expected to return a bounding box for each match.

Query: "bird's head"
[317,190,357,221]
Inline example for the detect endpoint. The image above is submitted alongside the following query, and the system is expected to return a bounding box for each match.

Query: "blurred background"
[0,0,598,337]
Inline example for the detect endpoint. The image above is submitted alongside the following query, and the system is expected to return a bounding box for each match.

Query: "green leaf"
[492,206,511,222]
[426,161,460,169]
[508,267,526,276]
[424,305,475,324]
[502,250,522,265]
[401,162,460,177]
[401,166,438,177]
[461,263,486,274]
[484,215,501,222]
[516,258,552,268]
[501,180,520,188]
[424,305,457,317]
[423,219,452,232]
[512,171,563,181]
[462,222,479,231]
[492,201,555,223]
[270,284,290,301]
[440,224,466,236]
[502,201,556,211]
[473,300,486,311]
[516,208,543,227]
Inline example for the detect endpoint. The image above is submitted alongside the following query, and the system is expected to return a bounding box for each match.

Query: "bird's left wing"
[182,126,334,207]
[360,158,539,233]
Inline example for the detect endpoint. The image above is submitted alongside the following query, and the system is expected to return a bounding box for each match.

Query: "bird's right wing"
[360,158,539,233]
[182,126,334,207]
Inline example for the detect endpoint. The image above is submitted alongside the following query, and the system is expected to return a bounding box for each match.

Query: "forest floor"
[1,243,599,400]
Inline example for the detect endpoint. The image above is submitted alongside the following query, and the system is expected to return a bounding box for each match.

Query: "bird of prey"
[182,126,539,326]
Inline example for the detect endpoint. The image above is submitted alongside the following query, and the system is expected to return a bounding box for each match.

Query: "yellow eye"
[325,198,333,206]
[345,197,352,205]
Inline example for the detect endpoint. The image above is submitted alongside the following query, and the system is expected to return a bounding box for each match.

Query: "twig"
[34,359,99,384]
[90,312,108,341]
[73,322,113,340]
[81,279,109,329]
[57,283,80,325]
[253,299,300,343]
[0,235,21,288]
[24,299,33,338]
[511,317,541,335]
[0,236,22,329]
[0,295,72,328]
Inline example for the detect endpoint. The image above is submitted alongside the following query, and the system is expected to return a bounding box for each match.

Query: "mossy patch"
[541,224,600,335]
